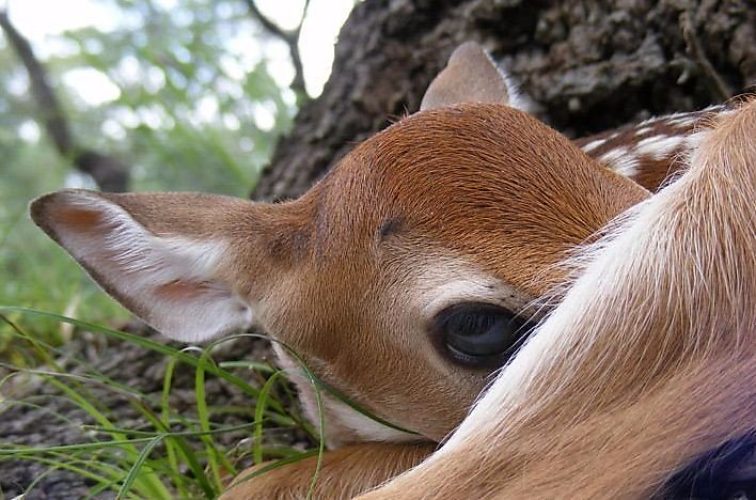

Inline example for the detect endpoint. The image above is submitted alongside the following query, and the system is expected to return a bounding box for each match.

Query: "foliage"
[0,138,129,366]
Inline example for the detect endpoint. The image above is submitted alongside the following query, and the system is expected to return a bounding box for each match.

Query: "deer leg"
[222,441,435,500]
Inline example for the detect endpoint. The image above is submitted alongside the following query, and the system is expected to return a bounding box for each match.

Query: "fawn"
[31,42,753,498]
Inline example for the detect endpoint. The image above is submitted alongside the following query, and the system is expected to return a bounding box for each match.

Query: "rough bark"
[252,0,755,201]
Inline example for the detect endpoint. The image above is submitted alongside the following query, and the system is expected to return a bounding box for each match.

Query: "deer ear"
[30,189,254,342]
[420,41,523,111]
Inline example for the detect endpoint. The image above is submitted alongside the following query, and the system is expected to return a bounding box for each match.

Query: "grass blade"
[117,434,164,499]
[253,370,284,464]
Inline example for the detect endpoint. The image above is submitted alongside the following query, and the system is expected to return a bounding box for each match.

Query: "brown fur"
[30,98,745,497]
[230,104,650,446]
[575,105,733,191]
[360,100,756,499]
[223,442,435,499]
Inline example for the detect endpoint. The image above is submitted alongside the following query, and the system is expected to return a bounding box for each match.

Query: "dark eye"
[433,303,533,368]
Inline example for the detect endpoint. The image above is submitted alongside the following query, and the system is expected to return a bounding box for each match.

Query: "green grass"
[0,307,325,499]
[0,308,413,498]
[0,140,131,368]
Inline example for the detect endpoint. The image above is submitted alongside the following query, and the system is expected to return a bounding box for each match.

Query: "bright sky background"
[5,0,355,104]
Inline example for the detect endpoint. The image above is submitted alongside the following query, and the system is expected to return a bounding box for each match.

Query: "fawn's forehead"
[286,105,578,294]
[308,104,550,225]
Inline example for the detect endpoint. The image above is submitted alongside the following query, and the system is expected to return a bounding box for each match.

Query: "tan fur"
[29,49,749,496]
[420,42,515,111]
[32,103,650,441]
[30,103,648,497]
[243,104,650,443]
[360,99,756,499]
[223,442,435,499]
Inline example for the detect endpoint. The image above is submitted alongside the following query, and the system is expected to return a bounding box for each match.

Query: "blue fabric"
[663,434,755,499]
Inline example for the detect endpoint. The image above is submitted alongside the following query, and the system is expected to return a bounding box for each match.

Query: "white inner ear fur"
[488,58,529,112]
[52,192,253,342]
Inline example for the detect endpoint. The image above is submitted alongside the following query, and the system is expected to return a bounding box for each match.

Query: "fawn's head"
[31,43,648,445]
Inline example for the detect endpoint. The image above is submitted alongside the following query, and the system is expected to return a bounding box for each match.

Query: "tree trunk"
[252,0,754,201]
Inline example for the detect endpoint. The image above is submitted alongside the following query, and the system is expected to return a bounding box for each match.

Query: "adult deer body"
[31,42,754,498]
